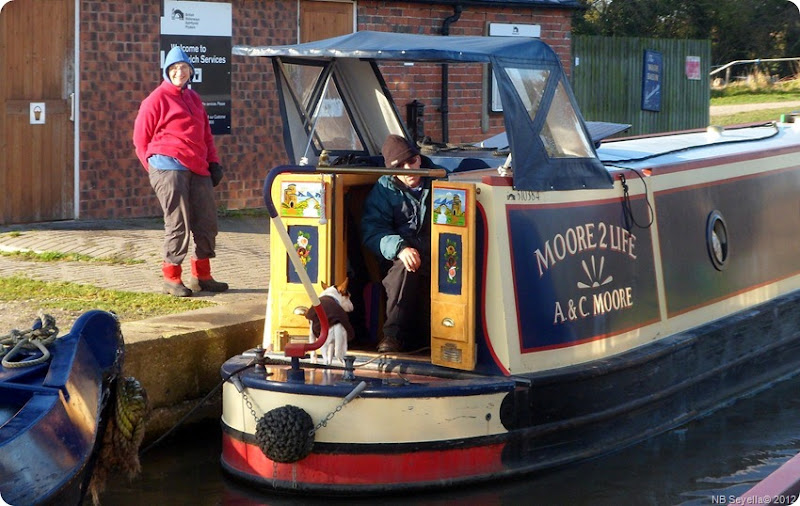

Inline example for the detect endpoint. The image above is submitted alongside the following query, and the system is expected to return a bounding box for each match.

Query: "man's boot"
[189,257,229,292]
[162,262,192,297]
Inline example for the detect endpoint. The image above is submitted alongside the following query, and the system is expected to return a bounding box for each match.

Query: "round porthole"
[706,210,729,271]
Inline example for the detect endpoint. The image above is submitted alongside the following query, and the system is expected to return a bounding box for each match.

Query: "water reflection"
[96,373,800,506]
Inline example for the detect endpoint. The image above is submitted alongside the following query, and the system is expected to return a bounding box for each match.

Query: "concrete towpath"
[0,215,270,328]
[709,100,800,117]
[0,215,272,436]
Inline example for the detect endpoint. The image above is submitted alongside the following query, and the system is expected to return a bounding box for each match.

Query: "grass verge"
[710,91,800,105]
[0,249,144,265]
[710,109,791,126]
[0,275,213,321]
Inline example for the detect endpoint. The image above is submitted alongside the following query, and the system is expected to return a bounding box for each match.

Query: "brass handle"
[441,318,454,328]
[294,306,308,315]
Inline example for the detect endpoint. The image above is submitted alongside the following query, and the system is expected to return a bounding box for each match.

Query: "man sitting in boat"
[361,135,433,353]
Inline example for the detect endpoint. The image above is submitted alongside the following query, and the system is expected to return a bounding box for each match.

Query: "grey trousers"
[148,167,217,265]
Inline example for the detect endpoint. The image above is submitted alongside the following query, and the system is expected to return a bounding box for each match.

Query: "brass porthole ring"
[706,210,729,271]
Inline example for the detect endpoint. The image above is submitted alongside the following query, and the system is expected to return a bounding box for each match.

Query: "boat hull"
[220,288,800,494]
[222,433,507,494]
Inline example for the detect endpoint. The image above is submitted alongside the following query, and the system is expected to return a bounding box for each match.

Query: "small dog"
[305,278,355,365]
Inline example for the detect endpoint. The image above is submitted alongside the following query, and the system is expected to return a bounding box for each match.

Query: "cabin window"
[504,67,594,159]
[505,67,549,117]
[312,78,364,151]
[282,63,365,153]
[284,63,323,111]
[542,82,595,158]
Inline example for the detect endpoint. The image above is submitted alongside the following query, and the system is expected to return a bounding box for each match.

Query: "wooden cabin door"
[430,182,477,371]
[0,0,75,225]
[267,174,333,350]
[299,1,354,43]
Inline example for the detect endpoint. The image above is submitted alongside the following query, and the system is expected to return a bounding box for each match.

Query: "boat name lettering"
[535,223,637,277]
[553,287,634,324]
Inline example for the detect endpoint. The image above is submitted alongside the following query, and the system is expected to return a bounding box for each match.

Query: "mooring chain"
[240,387,262,425]
[0,312,59,369]
[310,403,344,437]
[235,375,367,438]
[309,381,367,437]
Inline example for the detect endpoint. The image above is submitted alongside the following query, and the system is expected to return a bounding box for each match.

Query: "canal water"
[96,372,800,506]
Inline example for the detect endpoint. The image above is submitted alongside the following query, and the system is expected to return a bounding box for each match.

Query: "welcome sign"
[161,1,232,135]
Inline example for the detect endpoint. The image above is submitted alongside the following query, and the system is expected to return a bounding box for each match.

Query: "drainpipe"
[440,4,463,143]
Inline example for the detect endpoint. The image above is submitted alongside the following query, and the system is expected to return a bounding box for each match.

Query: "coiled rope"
[0,312,59,368]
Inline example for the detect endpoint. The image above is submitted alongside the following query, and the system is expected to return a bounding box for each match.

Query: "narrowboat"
[220,31,800,494]
[0,310,123,504]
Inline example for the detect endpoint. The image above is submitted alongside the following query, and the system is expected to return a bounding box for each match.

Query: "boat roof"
[480,121,632,150]
[597,124,796,170]
[233,30,560,65]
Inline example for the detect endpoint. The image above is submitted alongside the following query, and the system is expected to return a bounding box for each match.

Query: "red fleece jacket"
[133,80,219,175]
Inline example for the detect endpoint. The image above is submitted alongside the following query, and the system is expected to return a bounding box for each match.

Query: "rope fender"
[255,405,314,463]
[88,376,149,505]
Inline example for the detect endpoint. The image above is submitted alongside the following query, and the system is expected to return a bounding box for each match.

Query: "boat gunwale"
[224,360,517,399]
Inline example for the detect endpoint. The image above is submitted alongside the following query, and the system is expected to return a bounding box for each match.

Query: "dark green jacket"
[361,175,430,261]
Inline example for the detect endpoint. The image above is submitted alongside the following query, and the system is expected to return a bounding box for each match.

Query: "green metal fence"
[571,36,711,136]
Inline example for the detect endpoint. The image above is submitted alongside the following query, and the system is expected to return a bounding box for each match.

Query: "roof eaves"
[397,0,582,10]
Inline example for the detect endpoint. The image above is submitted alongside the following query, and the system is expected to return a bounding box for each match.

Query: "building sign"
[488,23,541,113]
[685,56,701,80]
[29,102,45,124]
[161,1,232,135]
[641,50,662,112]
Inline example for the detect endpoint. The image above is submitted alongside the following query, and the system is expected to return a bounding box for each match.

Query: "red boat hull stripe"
[221,433,505,485]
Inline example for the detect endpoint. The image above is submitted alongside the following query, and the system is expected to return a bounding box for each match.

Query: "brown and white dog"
[305,278,355,365]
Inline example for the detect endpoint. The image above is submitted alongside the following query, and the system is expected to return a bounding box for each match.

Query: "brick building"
[0,0,580,224]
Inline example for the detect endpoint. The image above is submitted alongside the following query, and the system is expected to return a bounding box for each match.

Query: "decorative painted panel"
[438,233,462,295]
[432,187,468,227]
[287,225,319,284]
[280,181,325,218]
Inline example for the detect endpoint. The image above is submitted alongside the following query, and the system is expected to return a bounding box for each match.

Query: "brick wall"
[78,0,573,219]
[79,0,294,219]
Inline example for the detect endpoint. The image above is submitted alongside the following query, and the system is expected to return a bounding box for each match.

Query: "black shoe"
[378,335,403,353]
[163,280,192,297]
[189,277,229,292]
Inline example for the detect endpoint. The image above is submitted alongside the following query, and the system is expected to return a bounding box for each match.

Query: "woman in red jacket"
[133,46,227,296]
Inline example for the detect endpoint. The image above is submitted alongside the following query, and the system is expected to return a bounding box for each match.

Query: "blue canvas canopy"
[234,31,612,191]
[235,30,563,65]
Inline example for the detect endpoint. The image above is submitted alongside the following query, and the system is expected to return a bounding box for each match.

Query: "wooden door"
[267,174,333,350]
[299,0,354,43]
[430,182,477,371]
[0,0,75,225]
